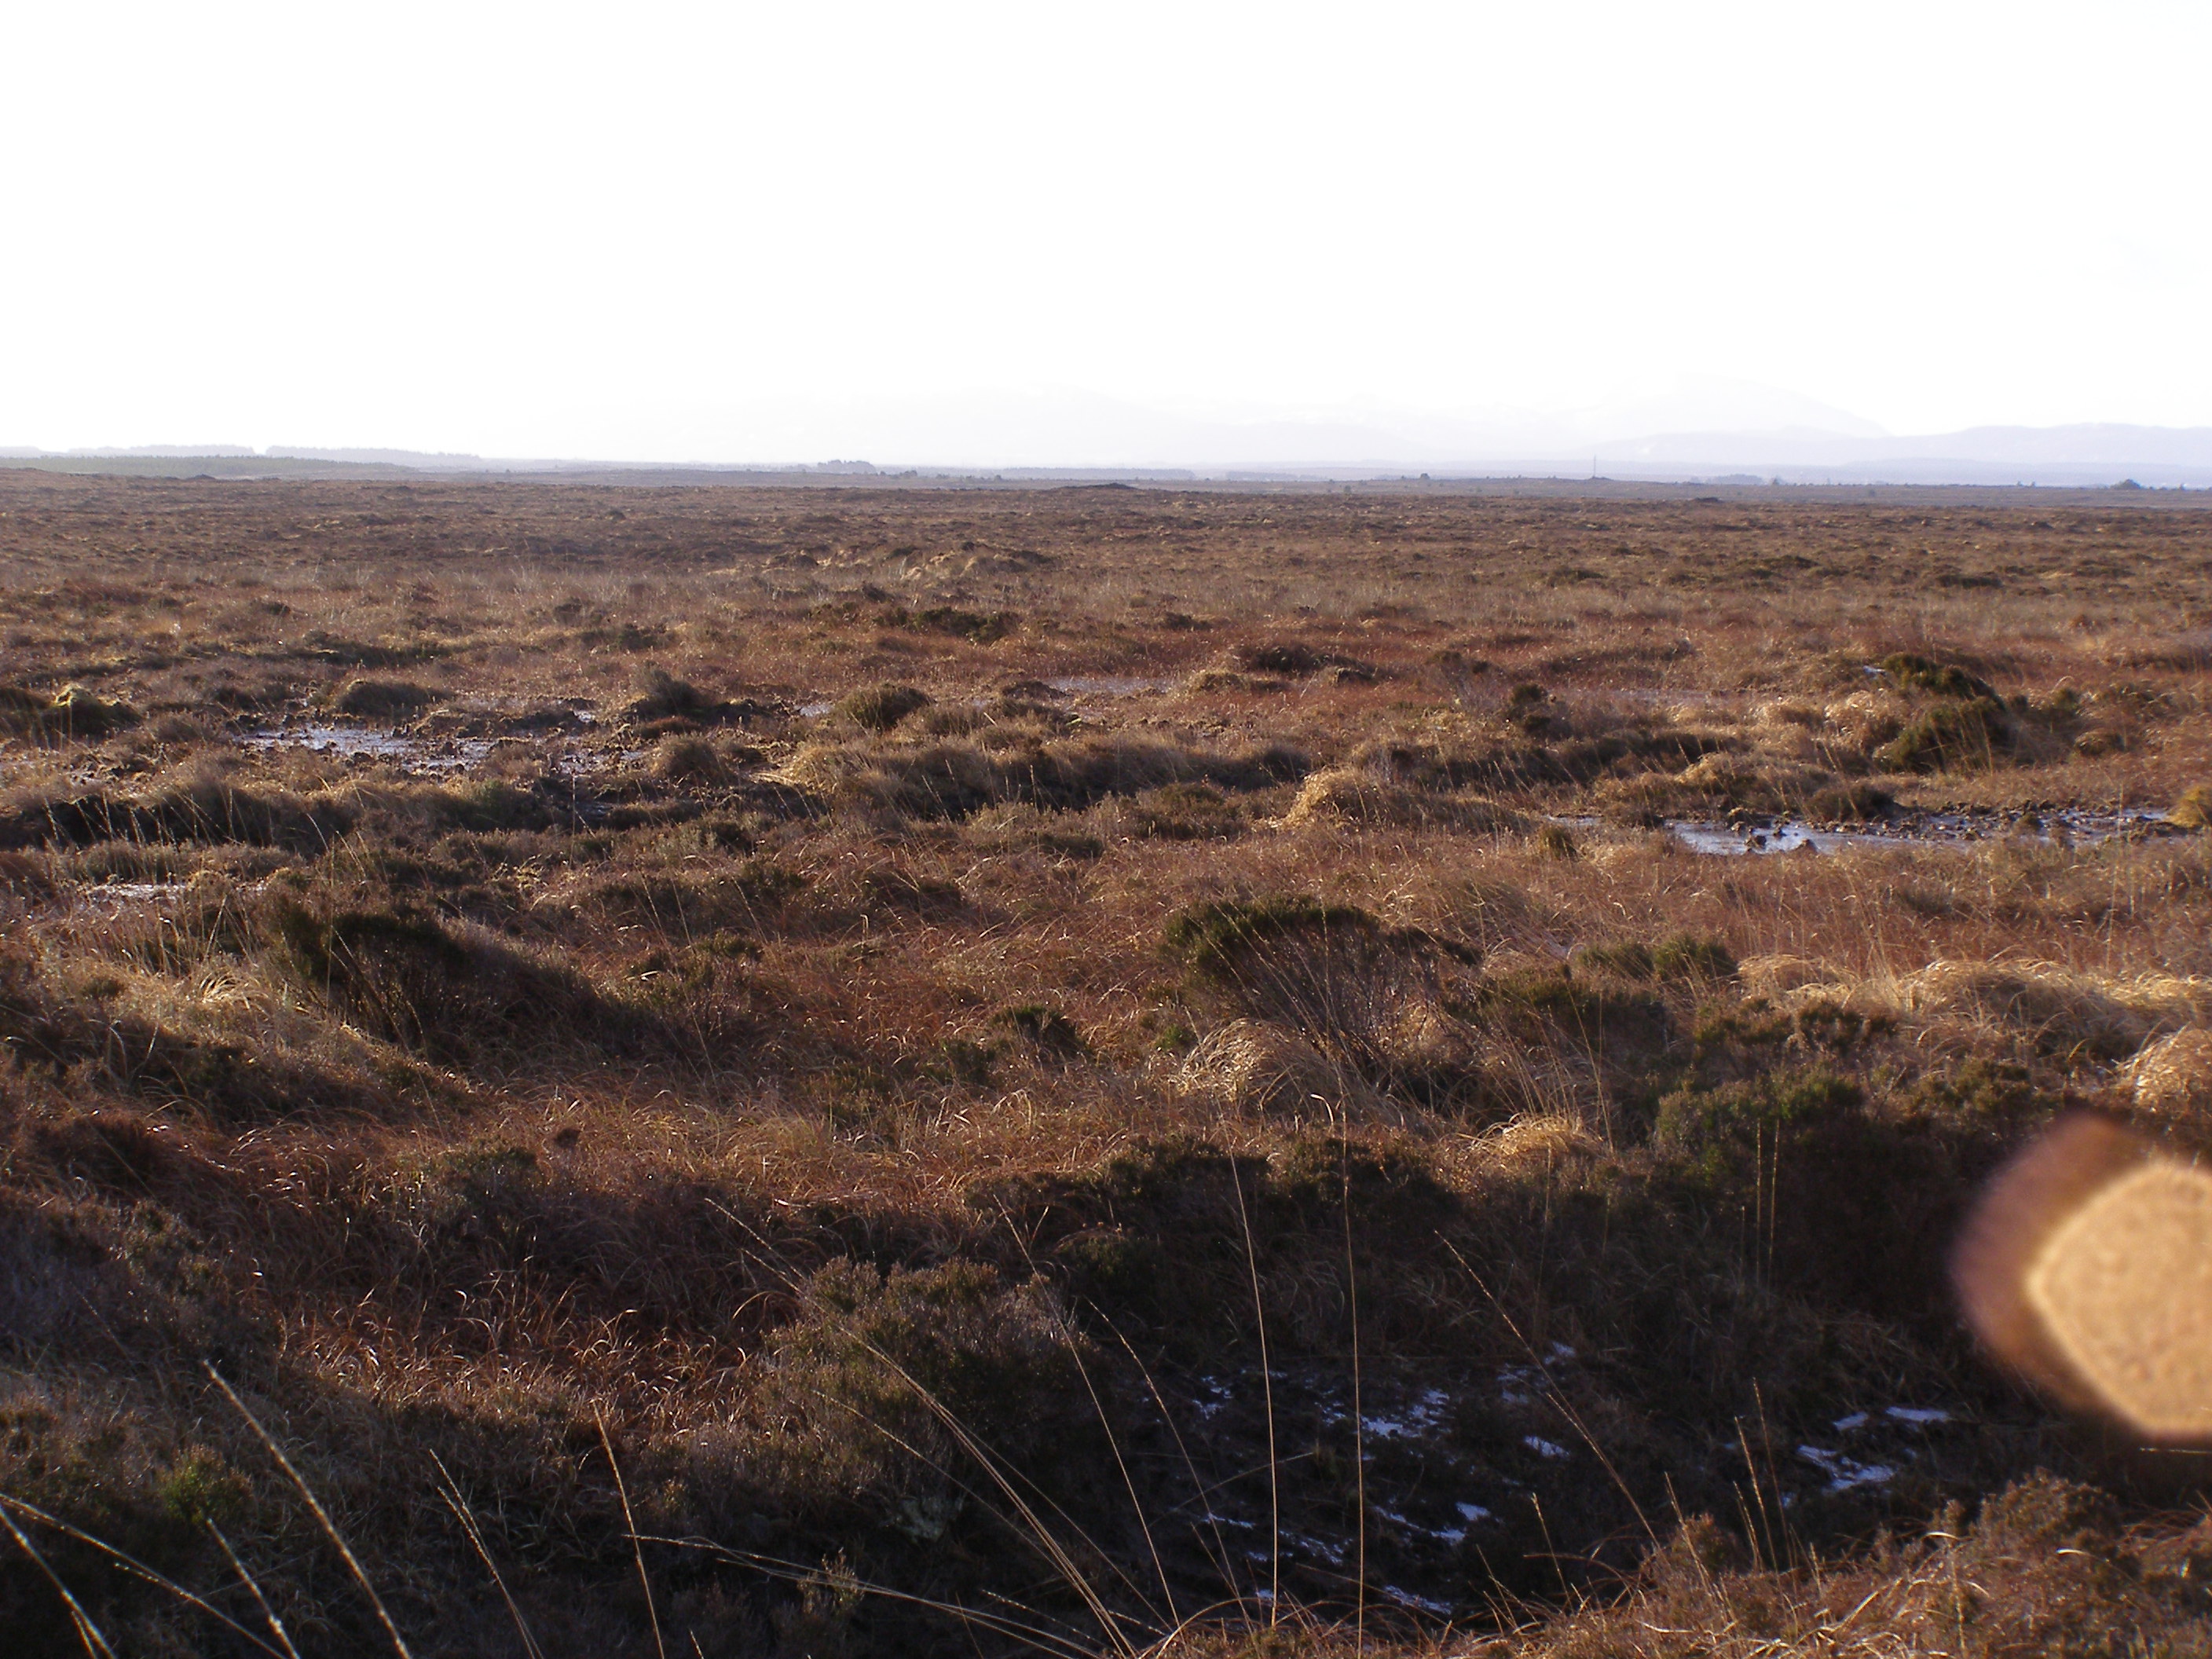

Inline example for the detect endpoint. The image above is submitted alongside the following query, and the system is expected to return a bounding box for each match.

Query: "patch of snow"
[1523,1436,1569,1459]
[1361,1389,1452,1441]
[240,724,492,775]
[1500,1350,1573,1404]
[1832,1411,1870,1431]
[1382,1585,1453,1616]
[1886,1406,1950,1426]
[84,881,189,903]
[1796,1445,1894,1492]
[1498,1365,1544,1405]
[1456,1502,1493,1523]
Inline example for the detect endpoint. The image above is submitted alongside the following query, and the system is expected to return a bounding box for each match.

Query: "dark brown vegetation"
[2,472,2210,1655]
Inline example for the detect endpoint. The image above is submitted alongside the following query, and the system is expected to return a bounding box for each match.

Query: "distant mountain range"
[1584,423,2212,486]
[9,394,2212,488]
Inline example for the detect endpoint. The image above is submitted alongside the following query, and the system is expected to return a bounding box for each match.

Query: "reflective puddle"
[242,724,493,772]
[1663,808,2174,856]
[1046,675,1178,697]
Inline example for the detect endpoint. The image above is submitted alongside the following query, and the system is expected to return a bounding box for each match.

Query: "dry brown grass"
[2,473,2210,1654]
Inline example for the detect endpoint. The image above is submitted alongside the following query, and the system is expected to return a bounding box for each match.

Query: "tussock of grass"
[1280,768,1530,834]
[270,899,629,1064]
[0,778,348,851]
[787,731,1307,820]
[1115,780,1248,840]
[2124,1027,2212,1114]
[1235,640,1372,678]
[885,602,1019,643]
[831,681,932,732]
[1805,779,1895,820]
[1161,896,1496,1110]
[1895,958,2207,1064]
[546,857,807,937]
[1503,1475,2212,1659]
[651,731,729,782]
[1536,822,1579,859]
[0,681,140,744]
[1163,895,1383,980]
[2,936,397,1123]
[1173,1018,1359,1119]
[331,677,437,718]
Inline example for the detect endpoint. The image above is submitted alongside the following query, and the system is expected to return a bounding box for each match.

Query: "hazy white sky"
[5,1,2208,460]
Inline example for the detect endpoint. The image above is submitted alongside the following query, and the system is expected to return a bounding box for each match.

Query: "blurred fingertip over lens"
[1957,1114,2212,1442]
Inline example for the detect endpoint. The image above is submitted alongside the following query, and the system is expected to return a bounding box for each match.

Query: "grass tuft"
[833,683,933,732]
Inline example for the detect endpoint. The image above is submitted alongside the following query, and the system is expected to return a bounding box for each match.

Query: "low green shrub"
[1878,696,2012,771]
[1163,895,1380,980]
[1651,933,1738,980]
[1577,934,1730,983]
[1879,651,1998,701]
[1653,1067,1993,1326]
[1654,1066,1865,1159]
[892,605,1016,643]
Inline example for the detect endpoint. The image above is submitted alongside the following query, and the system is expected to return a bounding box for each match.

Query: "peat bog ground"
[2,471,2210,1656]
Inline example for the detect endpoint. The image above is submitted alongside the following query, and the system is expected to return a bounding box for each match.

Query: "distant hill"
[1591,423,2212,486]
[6,414,2212,488]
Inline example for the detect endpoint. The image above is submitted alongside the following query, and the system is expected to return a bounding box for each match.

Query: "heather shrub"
[1879,695,2013,771]
[1878,650,1998,701]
